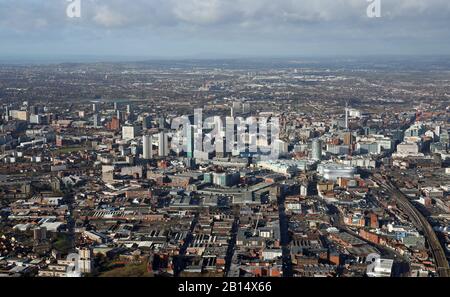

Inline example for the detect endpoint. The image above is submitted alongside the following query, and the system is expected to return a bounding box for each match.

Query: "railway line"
[373,174,450,277]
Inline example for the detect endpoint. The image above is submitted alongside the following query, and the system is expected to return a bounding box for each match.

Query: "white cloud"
[93,5,127,27]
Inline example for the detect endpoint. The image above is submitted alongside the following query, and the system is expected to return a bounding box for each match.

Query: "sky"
[1,0,450,60]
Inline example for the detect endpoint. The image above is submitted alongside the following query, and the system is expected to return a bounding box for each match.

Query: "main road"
[373,174,450,277]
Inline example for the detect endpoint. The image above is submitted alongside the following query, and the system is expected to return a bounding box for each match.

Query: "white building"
[397,142,420,155]
[142,135,152,159]
[158,132,169,157]
[122,125,138,140]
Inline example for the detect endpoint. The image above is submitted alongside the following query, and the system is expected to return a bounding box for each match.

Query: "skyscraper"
[142,135,153,159]
[158,132,169,157]
[186,125,195,158]
[142,115,152,130]
[345,102,349,130]
[93,114,101,128]
[312,139,323,161]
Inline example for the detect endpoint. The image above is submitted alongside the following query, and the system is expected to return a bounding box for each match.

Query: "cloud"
[0,0,449,56]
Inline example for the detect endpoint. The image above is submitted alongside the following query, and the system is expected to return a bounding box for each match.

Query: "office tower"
[345,102,349,130]
[312,139,323,161]
[242,102,251,114]
[158,132,169,157]
[232,102,241,115]
[126,104,132,114]
[92,103,97,112]
[142,135,153,159]
[142,115,152,130]
[159,117,166,129]
[343,132,353,146]
[3,106,10,121]
[215,136,227,158]
[114,102,119,111]
[122,125,138,140]
[93,114,101,128]
[435,126,441,137]
[29,105,38,115]
[186,125,195,158]
[116,110,122,121]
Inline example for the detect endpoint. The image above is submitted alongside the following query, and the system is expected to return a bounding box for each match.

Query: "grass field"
[99,262,153,277]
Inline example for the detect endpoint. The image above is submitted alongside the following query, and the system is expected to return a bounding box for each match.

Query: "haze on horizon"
[1,0,450,61]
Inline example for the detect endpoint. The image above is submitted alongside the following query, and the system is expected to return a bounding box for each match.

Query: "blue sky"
[1,0,450,59]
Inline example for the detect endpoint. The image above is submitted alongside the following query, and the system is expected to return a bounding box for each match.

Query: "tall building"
[343,132,353,146]
[29,105,38,115]
[122,125,138,140]
[93,114,101,128]
[186,125,195,158]
[142,115,152,130]
[92,103,97,113]
[142,135,153,159]
[3,106,10,121]
[110,116,120,131]
[312,139,322,161]
[345,102,349,130]
[159,117,166,129]
[158,132,169,157]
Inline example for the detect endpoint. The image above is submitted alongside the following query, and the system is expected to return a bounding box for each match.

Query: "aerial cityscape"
[1,0,450,287]
[0,57,449,278]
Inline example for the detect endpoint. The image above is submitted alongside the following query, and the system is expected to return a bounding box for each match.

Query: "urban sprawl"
[0,58,449,277]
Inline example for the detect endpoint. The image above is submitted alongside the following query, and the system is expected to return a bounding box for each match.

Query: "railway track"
[373,174,450,277]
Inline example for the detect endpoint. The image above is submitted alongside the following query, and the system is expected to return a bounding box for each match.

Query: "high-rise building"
[142,115,152,130]
[159,117,166,129]
[186,125,195,158]
[158,132,169,157]
[142,135,153,159]
[312,139,323,161]
[345,102,349,130]
[92,103,97,112]
[29,105,38,115]
[242,102,251,114]
[3,106,10,121]
[93,114,101,128]
[343,132,353,146]
[126,104,132,114]
[122,125,139,140]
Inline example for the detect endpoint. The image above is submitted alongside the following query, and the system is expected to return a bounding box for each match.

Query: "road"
[277,194,293,277]
[373,174,450,277]
[224,214,239,277]
[173,213,198,276]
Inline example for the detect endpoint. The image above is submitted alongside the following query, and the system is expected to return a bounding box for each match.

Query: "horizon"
[1,0,450,60]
